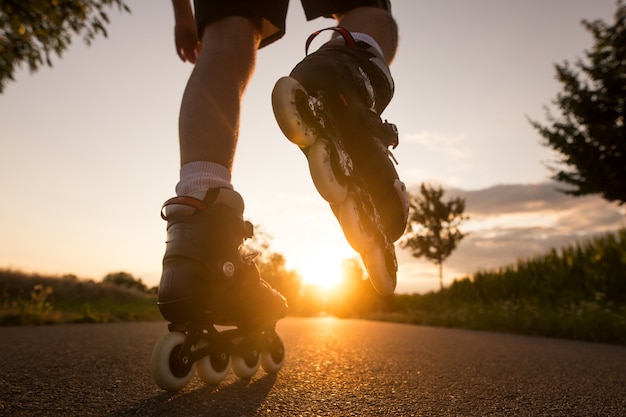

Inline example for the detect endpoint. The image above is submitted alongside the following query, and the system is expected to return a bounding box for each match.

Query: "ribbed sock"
[349,32,384,57]
[175,161,233,196]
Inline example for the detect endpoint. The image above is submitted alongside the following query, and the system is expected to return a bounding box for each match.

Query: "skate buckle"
[384,121,400,149]
[362,110,399,150]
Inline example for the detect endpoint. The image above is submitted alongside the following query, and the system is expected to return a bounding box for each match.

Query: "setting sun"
[298,248,346,291]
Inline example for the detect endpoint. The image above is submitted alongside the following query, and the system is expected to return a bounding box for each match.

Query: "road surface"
[1,317,625,416]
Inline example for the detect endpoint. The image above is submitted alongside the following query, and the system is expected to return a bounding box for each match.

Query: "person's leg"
[179,17,260,169]
[300,0,397,62]
[332,6,398,63]
[175,0,289,195]
[175,17,260,195]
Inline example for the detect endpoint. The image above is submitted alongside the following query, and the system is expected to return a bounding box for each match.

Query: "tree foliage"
[529,1,626,205]
[0,0,131,92]
[400,183,468,290]
[244,225,303,310]
[102,271,148,293]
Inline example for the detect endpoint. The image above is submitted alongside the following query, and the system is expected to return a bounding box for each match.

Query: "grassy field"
[0,270,161,325]
[371,228,626,345]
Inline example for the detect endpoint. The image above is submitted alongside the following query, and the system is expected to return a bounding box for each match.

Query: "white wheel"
[195,340,231,385]
[363,244,397,296]
[261,333,285,374]
[272,76,317,148]
[308,139,348,204]
[338,196,375,253]
[231,350,261,380]
[150,332,194,392]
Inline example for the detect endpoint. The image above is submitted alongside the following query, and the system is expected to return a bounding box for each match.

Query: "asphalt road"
[1,317,625,416]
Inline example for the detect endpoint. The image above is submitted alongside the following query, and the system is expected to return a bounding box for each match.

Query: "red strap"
[160,196,206,220]
[305,27,356,56]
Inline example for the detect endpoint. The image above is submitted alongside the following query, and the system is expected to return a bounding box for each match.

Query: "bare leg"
[333,7,398,63]
[178,17,261,168]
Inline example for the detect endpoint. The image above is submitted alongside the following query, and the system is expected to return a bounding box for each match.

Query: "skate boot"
[272,27,409,295]
[151,188,288,391]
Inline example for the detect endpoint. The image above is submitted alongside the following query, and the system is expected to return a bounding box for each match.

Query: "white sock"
[175,161,233,197]
[348,32,384,58]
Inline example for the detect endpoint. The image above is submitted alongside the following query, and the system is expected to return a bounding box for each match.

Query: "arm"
[171,0,200,63]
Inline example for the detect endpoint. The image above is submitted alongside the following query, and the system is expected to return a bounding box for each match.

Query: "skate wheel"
[231,350,261,380]
[260,333,285,374]
[195,340,231,385]
[308,138,348,204]
[390,178,410,241]
[272,76,317,148]
[338,196,375,253]
[150,332,194,392]
[363,244,397,296]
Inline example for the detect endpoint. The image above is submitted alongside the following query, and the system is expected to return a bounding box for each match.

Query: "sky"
[1,0,623,294]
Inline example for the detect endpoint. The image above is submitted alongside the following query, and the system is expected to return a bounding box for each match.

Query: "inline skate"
[151,188,288,391]
[272,28,409,295]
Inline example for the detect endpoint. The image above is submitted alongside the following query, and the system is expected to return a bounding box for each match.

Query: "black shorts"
[193,0,391,48]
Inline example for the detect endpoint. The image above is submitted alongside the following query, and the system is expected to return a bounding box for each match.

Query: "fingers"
[175,25,200,64]
[176,41,200,64]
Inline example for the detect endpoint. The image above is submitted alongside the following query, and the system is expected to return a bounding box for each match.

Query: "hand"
[174,21,200,64]
[171,0,200,64]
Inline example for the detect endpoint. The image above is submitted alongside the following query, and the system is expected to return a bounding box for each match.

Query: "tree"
[103,271,147,293]
[243,224,303,310]
[529,1,626,205]
[400,183,468,291]
[0,0,131,92]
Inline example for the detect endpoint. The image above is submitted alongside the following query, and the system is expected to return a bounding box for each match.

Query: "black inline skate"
[151,188,288,391]
[272,27,409,295]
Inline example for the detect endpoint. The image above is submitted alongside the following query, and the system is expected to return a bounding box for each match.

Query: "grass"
[366,229,626,345]
[369,297,626,345]
[0,270,161,325]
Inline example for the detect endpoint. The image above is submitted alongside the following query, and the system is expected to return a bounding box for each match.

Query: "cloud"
[398,182,624,291]
[404,130,472,160]
[447,183,581,216]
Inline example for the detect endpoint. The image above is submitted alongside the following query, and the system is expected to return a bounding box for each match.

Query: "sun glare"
[299,250,345,291]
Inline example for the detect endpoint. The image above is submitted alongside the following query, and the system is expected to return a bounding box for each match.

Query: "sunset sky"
[1,0,623,294]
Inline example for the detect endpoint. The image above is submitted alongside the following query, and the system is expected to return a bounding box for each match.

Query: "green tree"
[103,271,147,293]
[400,183,468,291]
[257,251,302,310]
[244,225,303,311]
[0,0,131,92]
[529,1,626,205]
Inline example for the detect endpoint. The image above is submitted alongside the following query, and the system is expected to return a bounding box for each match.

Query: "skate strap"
[160,196,205,220]
[305,27,356,56]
